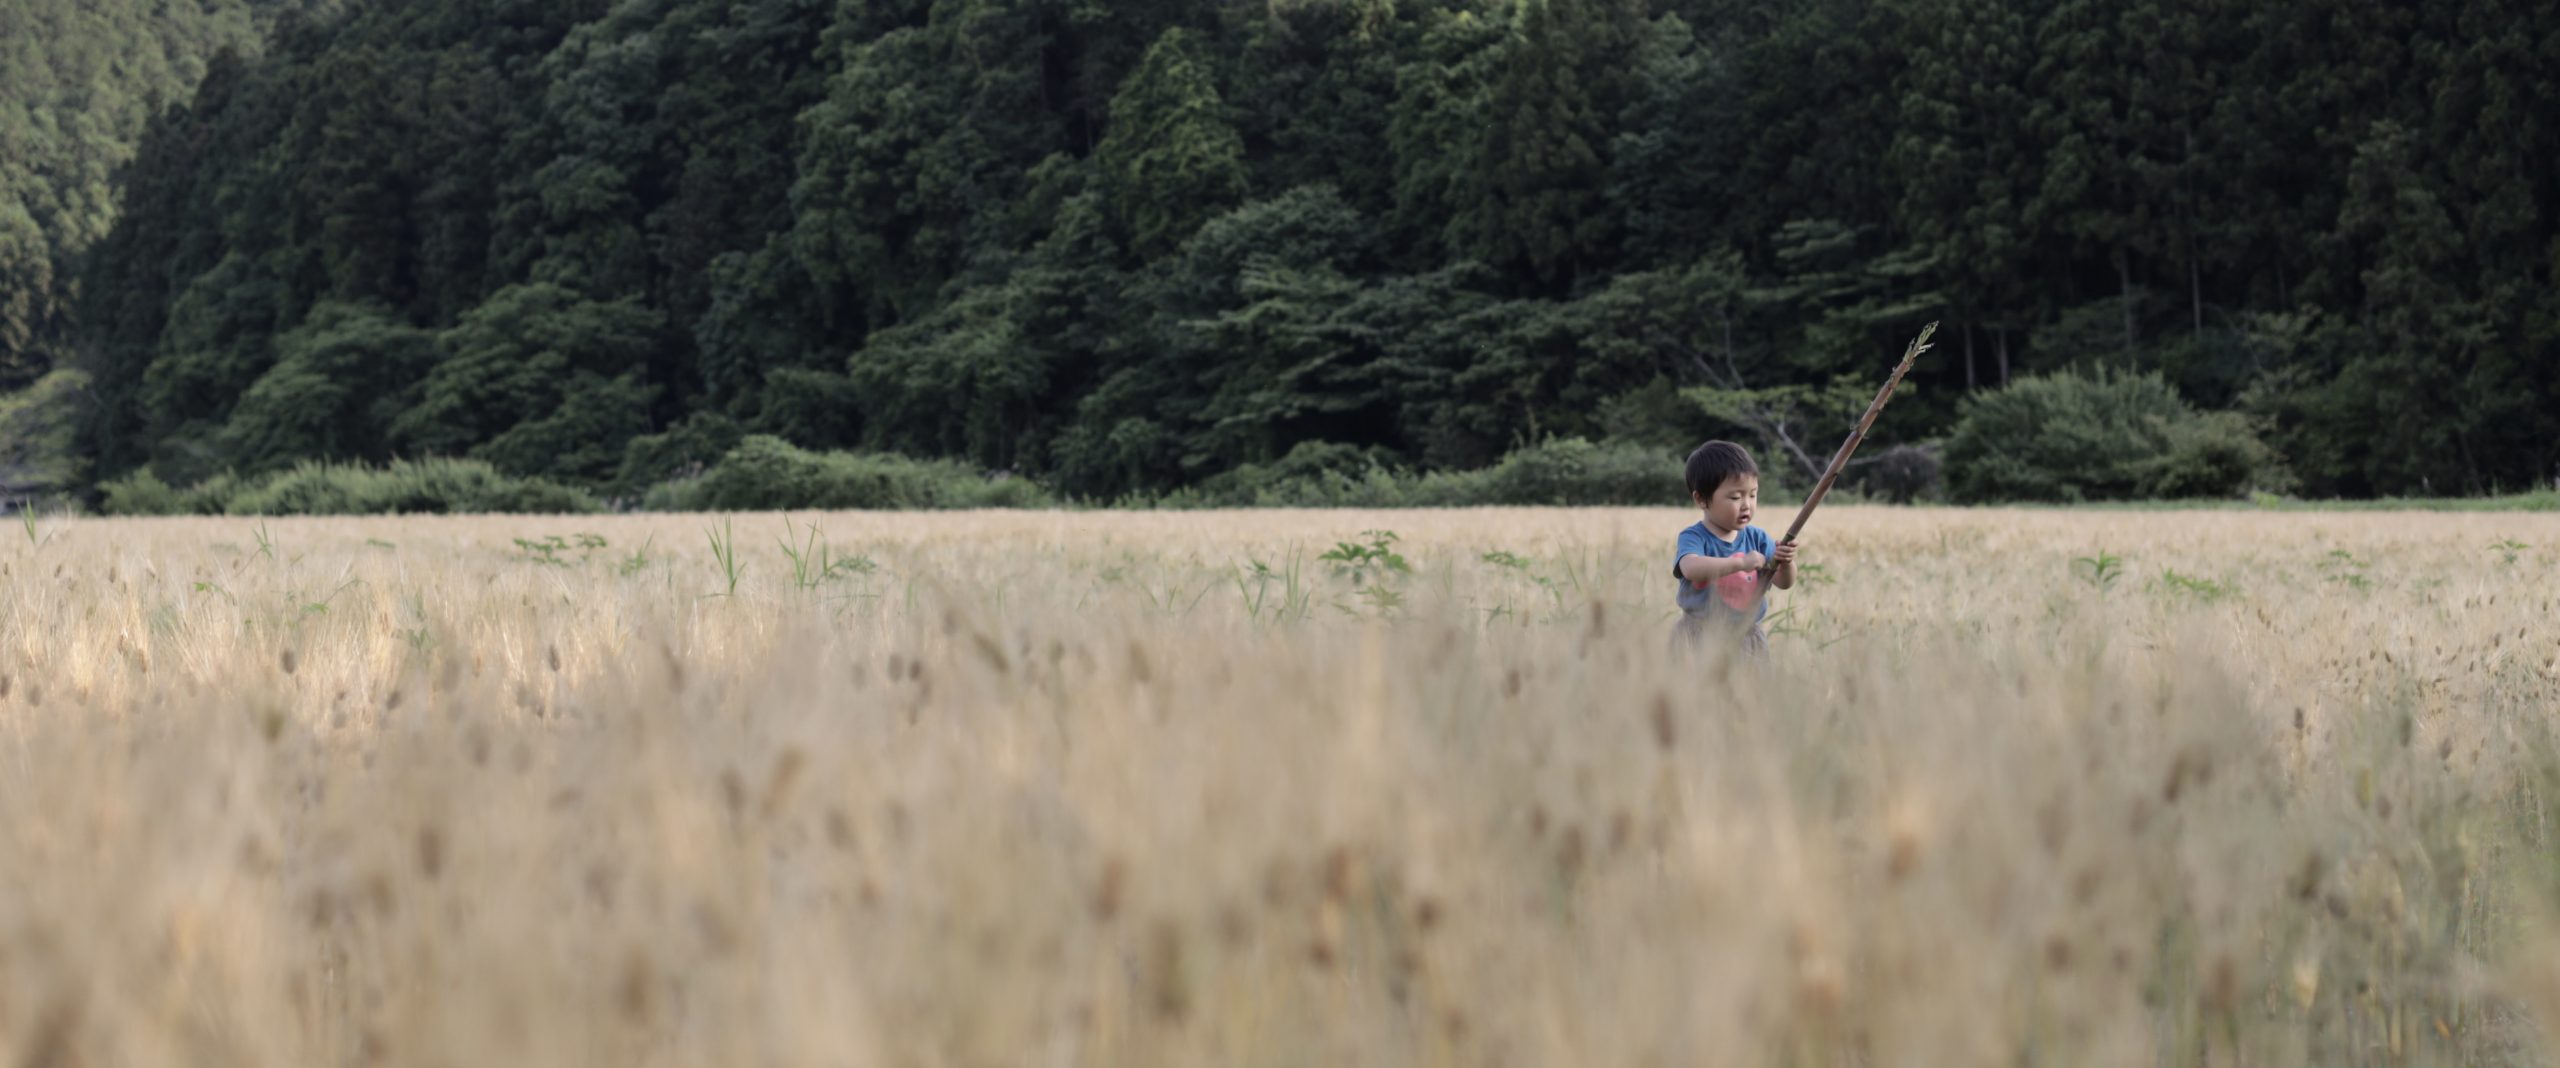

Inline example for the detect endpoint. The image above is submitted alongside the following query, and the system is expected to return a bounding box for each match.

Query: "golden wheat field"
[3,505,2559,1067]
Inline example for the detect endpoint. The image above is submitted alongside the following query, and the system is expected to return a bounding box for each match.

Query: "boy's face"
[1692,473,1758,535]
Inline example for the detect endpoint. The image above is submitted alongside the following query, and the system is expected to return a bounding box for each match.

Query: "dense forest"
[9,0,2559,508]
[0,0,331,492]
[0,0,334,381]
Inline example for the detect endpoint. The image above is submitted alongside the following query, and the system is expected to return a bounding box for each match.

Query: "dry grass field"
[4,505,2558,1067]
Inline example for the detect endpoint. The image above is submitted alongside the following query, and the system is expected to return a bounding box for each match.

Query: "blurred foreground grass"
[4,506,2559,1066]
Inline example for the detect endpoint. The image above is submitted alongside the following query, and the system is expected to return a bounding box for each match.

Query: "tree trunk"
[2189,248,2203,333]
[2183,126,2203,333]
[1996,326,2010,386]
[2117,251,2137,364]
[1964,322,1977,391]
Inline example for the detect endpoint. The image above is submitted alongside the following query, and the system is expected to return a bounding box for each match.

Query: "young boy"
[1671,441,1797,656]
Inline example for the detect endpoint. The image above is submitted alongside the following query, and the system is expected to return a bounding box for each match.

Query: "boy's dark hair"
[1684,440,1759,498]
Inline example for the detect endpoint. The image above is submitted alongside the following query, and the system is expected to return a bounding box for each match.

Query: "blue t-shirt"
[1672,522,1774,627]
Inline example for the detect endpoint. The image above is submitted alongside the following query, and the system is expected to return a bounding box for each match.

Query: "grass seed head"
[971,631,1009,675]
[1093,856,1128,923]
[619,951,657,1024]
[719,768,746,823]
[417,825,445,879]
[1884,803,1924,882]
[1147,921,1190,1023]
[760,748,807,819]
[1789,918,1843,1019]
[1322,846,1355,904]
[1413,896,1443,934]
[660,642,685,693]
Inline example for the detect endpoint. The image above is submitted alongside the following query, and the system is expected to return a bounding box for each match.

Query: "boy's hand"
[1732,551,1766,572]
[1771,542,1798,566]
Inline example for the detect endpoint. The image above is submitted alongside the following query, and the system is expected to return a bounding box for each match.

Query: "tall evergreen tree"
[1607,14,1722,268]
[1383,9,1502,266]
[1095,27,1248,258]
[791,0,1061,328]
[1453,0,1644,288]
[1884,0,2040,382]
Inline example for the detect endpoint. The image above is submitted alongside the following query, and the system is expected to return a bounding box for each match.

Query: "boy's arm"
[1769,540,1798,590]
[1677,552,1763,583]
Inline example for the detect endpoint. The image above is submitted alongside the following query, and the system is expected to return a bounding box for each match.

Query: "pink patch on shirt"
[1714,570,1759,611]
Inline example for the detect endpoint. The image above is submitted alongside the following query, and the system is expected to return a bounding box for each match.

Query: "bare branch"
[1761,415,1825,485]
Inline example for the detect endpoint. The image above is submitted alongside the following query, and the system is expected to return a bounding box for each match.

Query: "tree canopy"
[13,0,2555,504]
[0,0,327,387]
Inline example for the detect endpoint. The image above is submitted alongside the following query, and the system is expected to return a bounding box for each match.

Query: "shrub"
[1461,437,1672,506]
[1173,441,1411,507]
[0,369,92,496]
[98,468,185,516]
[612,411,745,499]
[98,468,247,515]
[2132,410,2292,500]
[1945,369,2290,502]
[646,436,1052,511]
[1850,443,1943,504]
[1155,438,1677,508]
[102,459,600,516]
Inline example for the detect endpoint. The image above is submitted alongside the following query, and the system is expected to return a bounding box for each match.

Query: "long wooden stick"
[1768,322,1936,560]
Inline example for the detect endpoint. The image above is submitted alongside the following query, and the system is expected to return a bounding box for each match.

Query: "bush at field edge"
[99,459,601,516]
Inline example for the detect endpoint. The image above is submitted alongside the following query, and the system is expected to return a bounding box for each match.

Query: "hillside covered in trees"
[15,0,2560,507]
[0,0,332,493]
[0,0,331,384]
